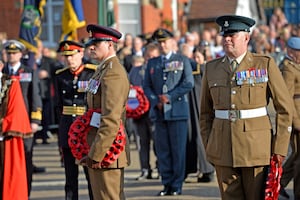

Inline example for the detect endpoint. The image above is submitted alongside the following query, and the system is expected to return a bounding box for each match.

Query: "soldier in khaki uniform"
[80,24,130,200]
[280,36,300,199]
[200,15,293,200]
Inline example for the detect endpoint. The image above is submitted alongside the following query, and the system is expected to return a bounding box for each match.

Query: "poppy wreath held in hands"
[68,108,100,160]
[126,85,150,119]
[68,109,126,167]
[264,155,282,200]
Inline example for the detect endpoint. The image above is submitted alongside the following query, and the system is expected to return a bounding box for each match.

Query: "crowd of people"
[0,7,299,200]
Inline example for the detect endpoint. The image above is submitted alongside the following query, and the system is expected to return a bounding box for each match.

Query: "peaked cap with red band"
[57,40,84,56]
[86,24,122,45]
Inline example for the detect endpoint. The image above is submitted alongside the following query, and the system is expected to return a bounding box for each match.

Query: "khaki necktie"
[231,60,238,72]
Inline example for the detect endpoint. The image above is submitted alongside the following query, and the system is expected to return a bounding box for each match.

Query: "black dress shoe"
[42,140,50,144]
[279,187,289,198]
[136,169,152,180]
[198,172,214,183]
[33,166,46,173]
[157,187,170,196]
[170,190,182,195]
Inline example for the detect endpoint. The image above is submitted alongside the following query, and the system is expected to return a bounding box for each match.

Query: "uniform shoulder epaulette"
[192,64,201,75]
[55,67,69,75]
[252,53,272,59]
[207,56,224,65]
[84,63,97,71]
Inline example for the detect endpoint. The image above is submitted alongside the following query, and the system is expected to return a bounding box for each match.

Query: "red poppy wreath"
[264,155,282,200]
[126,85,150,119]
[68,108,99,160]
[68,108,126,167]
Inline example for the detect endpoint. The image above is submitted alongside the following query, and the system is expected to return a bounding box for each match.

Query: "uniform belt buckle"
[229,110,239,122]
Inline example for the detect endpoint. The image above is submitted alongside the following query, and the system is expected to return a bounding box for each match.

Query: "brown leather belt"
[62,106,86,115]
[294,94,300,99]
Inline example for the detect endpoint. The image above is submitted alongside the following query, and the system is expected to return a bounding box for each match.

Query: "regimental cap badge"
[158,29,164,36]
[224,21,229,27]
[64,43,70,51]
[9,43,17,49]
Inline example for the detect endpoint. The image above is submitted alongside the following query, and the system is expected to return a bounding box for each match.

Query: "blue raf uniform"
[143,28,194,196]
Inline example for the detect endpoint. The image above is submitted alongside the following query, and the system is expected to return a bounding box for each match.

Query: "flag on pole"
[61,0,86,41]
[19,0,46,53]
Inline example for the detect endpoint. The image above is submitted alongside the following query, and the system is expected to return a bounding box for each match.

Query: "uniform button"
[231,104,235,109]
[62,90,66,94]
[73,85,77,89]
[72,114,76,117]
[178,97,182,100]
[232,90,236,95]
[214,83,217,86]
[74,95,78,98]
[163,77,167,80]
[73,104,76,107]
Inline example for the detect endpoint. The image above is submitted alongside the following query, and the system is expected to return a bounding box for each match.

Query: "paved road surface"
[30,134,293,200]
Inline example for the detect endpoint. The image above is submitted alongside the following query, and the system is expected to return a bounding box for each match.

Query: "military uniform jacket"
[3,64,42,125]
[86,56,130,168]
[143,53,194,121]
[38,56,60,100]
[200,52,292,167]
[281,57,300,128]
[55,64,96,148]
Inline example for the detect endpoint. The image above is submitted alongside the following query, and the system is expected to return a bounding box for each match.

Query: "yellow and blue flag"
[19,0,46,53]
[61,0,86,41]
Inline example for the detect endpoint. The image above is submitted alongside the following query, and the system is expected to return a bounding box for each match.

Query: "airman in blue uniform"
[143,28,194,196]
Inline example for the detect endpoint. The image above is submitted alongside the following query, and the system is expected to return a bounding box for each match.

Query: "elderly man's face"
[64,51,84,72]
[292,49,300,64]
[158,38,174,55]
[222,31,250,58]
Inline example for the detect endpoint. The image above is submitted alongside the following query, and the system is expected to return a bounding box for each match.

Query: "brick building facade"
[0,0,188,47]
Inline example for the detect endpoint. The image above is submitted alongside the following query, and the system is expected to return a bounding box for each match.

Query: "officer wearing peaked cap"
[152,28,174,41]
[4,40,25,53]
[55,40,95,200]
[85,24,122,45]
[57,40,84,56]
[280,36,300,199]
[200,15,293,199]
[2,39,43,197]
[80,24,130,200]
[216,15,255,35]
[143,28,194,196]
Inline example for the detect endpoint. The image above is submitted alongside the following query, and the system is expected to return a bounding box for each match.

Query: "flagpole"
[98,0,107,26]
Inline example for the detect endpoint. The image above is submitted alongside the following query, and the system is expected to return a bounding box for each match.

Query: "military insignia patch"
[158,29,163,36]
[64,43,70,51]
[9,44,16,49]
[150,68,154,74]
[224,21,229,27]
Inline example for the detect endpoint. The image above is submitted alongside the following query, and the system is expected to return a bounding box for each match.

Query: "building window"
[118,0,141,37]
[40,0,64,48]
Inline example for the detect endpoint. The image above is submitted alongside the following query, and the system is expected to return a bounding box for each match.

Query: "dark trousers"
[62,147,93,200]
[35,99,51,142]
[24,137,34,196]
[281,129,300,198]
[132,115,155,170]
[154,120,187,191]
